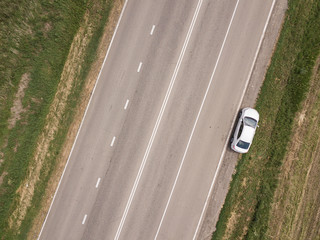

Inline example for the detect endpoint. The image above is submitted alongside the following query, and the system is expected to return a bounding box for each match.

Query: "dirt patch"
[298,110,306,126]
[43,22,52,38]
[241,177,247,187]
[0,171,8,186]
[26,0,124,239]
[0,151,4,166]
[8,72,30,129]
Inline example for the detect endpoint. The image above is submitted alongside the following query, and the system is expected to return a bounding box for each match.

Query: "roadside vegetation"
[0,0,116,238]
[212,0,320,239]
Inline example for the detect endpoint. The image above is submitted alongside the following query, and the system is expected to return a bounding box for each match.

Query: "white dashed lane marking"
[82,215,87,225]
[96,178,101,188]
[137,62,143,72]
[110,136,116,147]
[124,99,129,110]
[150,25,155,35]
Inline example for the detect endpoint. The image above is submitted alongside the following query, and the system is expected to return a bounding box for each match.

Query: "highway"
[39,0,276,239]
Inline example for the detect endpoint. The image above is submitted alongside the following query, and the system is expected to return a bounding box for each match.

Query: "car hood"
[243,108,259,122]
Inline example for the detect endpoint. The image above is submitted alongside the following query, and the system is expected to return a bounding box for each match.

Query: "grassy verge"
[212,0,320,239]
[0,0,114,238]
[267,56,320,240]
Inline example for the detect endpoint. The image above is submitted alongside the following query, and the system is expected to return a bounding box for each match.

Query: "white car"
[231,107,259,153]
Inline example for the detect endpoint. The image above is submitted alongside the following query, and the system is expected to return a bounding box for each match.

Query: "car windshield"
[244,117,257,128]
[236,140,250,149]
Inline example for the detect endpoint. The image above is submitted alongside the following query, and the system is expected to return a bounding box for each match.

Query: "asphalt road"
[39,0,275,239]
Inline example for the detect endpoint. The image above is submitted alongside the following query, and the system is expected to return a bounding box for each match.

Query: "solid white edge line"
[124,99,129,109]
[192,0,276,239]
[154,0,240,239]
[37,0,130,239]
[96,178,101,188]
[150,25,156,35]
[137,62,143,72]
[114,0,204,239]
[82,214,87,225]
[110,136,116,147]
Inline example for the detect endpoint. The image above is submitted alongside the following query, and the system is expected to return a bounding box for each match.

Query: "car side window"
[237,121,243,139]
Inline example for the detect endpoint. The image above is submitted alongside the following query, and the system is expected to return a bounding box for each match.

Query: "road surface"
[39,0,276,239]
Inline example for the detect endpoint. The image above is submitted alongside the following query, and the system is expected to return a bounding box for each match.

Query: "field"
[0,0,118,238]
[267,54,320,240]
[212,0,320,239]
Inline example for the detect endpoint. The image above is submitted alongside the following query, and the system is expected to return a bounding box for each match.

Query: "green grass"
[212,0,320,239]
[0,0,114,238]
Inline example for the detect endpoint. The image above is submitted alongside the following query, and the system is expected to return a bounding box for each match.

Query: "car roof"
[240,125,255,143]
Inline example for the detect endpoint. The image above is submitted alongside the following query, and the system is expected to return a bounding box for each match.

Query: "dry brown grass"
[224,211,240,240]
[8,73,31,129]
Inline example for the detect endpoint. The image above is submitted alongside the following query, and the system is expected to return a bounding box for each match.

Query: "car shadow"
[228,109,242,151]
